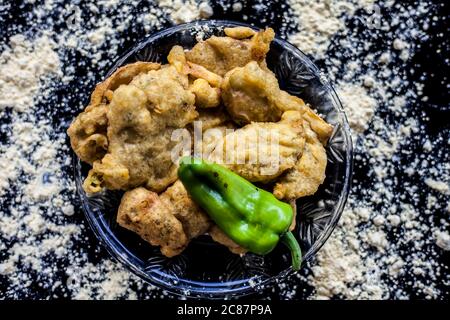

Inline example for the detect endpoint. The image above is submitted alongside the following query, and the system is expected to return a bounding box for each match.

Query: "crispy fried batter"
[68,105,109,165]
[194,107,230,131]
[117,187,188,257]
[209,225,247,255]
[208,111,306,183]
[185,28,274,76]
[167,45,223,87]
[83,66,198,194]
[117,183,248,257]
[222,61,282,125]
[202,125,233,160]
[224,26,256,39]
[167,45,188,74]
[220,60,333,144]
[250,27,275,61]
[278,91,333,145]
[160,180,212,239]
[161,180,249,255]
[289,199,297,231]
[68,62,160,164]
[187,61,223,87]
[189,78,221,108]
[71,27,334,258]
[273,121,328,200]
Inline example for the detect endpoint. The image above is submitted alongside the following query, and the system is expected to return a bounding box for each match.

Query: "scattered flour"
[424,178,450,195]
[158,0,213,23]
[288,0,375,59]
[285,0,449,300]
[337,82,377,135]
[0,35,61,112]
[434,231,450,251]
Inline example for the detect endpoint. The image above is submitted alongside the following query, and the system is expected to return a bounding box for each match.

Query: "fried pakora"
[68,62,160,164]
[189,78,221,108]
[185,28,274,76]
[222,61,282,125]
[160,180,211,239]
[83,66,198,194]
[221,61,333,144]
[117,187,188,257]
[208,111,305,183]
[69,26,334,259]
[273,121,328,199]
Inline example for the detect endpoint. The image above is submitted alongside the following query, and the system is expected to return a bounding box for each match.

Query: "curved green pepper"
[178,156,302,270]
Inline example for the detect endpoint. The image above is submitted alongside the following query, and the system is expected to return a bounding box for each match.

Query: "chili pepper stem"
[281,232,302,271]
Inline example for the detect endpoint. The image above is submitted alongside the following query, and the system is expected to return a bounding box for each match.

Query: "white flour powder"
[0,35,61,112]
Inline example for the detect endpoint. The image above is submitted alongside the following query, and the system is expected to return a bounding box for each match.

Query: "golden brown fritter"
[208,111,305,183]
[167,45,188,74]
[187,61,223,87]
[83,66,198,194]
[161,180,249,255]
[224,26,256,39]
[129,66,197,127]
[167,45,223,87]
[67,62,160,164]
[289,199,297,231]
[117,183,247,257]
[273,121,328,200]
[195,107,230,131]
[70,26,334,258]
[220,61,333,144]
[278,92,333,145]
[202,125,234,160]
[189,78,221,108]
[160,180,211,240]
[68,105,108,165]
[222,61,282,125]
[185,28,275,76]
[209,225,247,255]
[117,187,188,257]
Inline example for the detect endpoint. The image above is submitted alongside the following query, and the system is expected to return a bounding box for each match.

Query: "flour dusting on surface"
[0,35,61,112]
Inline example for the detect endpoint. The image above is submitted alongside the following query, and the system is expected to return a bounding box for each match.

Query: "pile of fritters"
[68,27,333,257]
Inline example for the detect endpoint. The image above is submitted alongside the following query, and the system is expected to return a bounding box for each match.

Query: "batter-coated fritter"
[83,66,198,194]
[194,107,230,131]
[202,125,234,160]
[70,26,334,258]
[117,182,245,257]
[224,26,256,39]
[222,61,282,125]
[185,28,274,76]
[208,111,305,183]
[117,187,188,257]
[168,45,223,88]
[221,61,333,144]
[189,78,221,108]
[273,121,328,200]
[278,92,333,145]
[160,180,212,240]
[67,62,160,164]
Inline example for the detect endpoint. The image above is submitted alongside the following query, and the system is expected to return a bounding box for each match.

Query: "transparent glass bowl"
[74,20,353,298]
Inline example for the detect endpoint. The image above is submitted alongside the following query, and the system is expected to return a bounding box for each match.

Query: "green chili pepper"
[178,156,302,270]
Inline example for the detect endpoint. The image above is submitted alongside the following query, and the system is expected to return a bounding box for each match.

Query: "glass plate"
[74,20,353,298]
